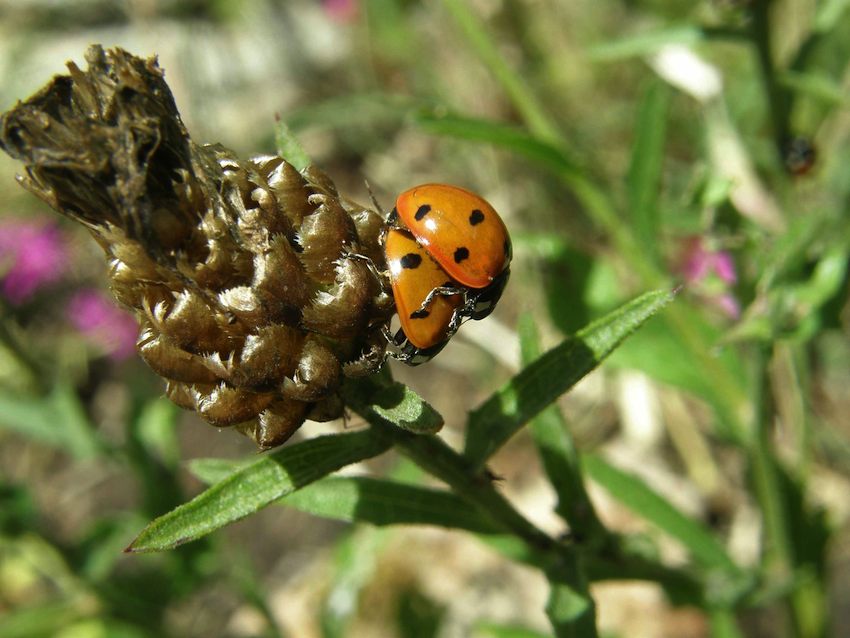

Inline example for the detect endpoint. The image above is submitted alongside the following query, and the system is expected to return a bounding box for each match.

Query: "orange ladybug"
[383,184,511,365]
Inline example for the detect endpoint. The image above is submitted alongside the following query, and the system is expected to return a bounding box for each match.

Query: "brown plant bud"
[0,45,394,449]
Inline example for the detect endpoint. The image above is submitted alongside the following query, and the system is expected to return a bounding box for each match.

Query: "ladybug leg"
[416,285,465,315]
[344,251,389,285]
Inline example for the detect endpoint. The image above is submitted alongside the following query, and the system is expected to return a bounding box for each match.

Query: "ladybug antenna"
[364,179,383,214]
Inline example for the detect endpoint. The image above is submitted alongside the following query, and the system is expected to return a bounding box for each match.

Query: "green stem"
[439,0,564,144]
[750,0,791,151]
[347,376,597,636]
[747,344,796,635]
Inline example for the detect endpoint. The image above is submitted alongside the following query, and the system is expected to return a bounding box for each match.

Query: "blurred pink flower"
[68,289,139,361]
[0,219,68,304]
[323,0,358,22]
[678,237,740,319]
[681,237,737,285]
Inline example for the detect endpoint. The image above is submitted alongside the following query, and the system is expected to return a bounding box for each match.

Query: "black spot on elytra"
[414,205,431,221]
[400,253,422,269]
[454,247,470,263]
[410,308,431,319]
[469,209,485,225]
[503,239,511,258]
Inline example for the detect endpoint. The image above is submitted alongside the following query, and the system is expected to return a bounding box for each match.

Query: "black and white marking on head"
[469,209,485,225]
[400,253,423,269]
[453,247,470,263]
[414,204,431,221]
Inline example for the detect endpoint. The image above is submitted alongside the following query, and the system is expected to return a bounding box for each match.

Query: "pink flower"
[0,219,68,304]
[678,237,740,319]
[681,237,736,285]
[67,289,139,361]
[323,0,358,22]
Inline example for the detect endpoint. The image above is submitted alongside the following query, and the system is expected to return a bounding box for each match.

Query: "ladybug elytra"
[383,183,511,365]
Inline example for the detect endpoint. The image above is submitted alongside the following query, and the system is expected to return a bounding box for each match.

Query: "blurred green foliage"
[2,0,850,637]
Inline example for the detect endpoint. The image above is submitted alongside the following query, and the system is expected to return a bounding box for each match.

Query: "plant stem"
[439,0,564,145]
[750,0,791,152]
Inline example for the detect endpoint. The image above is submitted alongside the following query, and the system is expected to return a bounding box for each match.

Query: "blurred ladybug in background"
[783,136,817,176]
[382,184,511,365]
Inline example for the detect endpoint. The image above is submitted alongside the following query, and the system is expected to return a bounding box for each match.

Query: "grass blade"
[0,382,103,458]
[464,288,677,467]
[414,112,579,176]
[626,82,669,260]
[582,454,738,572]
[126,430,390,553]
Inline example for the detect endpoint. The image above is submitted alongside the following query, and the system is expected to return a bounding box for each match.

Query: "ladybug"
[783,136,817,177]
[383,183,511,365]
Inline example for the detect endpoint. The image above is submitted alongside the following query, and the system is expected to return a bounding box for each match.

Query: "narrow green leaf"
[439,0,562,142]
[286,92,419,132]
[414,112,579,175]
[274,119,310,171]
[0,382,102,458]
[588,26,737,61]
[187,457,252,484]
[519,316,602,535]
[626,82,669,260]
[814,0,850,32]
[778,70,848,105]
[582,454,738,572]
[126,430,391,552]
[190,460,503,534]
[284,477,502,534]
[464,289,677,466]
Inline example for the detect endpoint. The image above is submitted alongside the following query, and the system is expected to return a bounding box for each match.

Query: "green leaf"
[582,454,738,572]
[126,430,391,552]
[518,316,601,535]
[284,477,502,534]
[344,374,444,435]
[286,92,419,133]
[189,460,503,534]
[588,26,719,61]
[414,112,579,175]
[778,70,848,105]
[473,624,552,638]
[606,305,748,442]
[274,119,311,171]
[814,0,850,32]
[0,382,103,458]
[626,82,669,260]
[464,288,677,466]
[0,601,85,638]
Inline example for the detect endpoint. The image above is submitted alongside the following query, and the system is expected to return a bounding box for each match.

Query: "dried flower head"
[0,45,394,448]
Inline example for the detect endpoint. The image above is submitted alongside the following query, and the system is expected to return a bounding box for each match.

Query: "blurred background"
[1,1,849,636]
